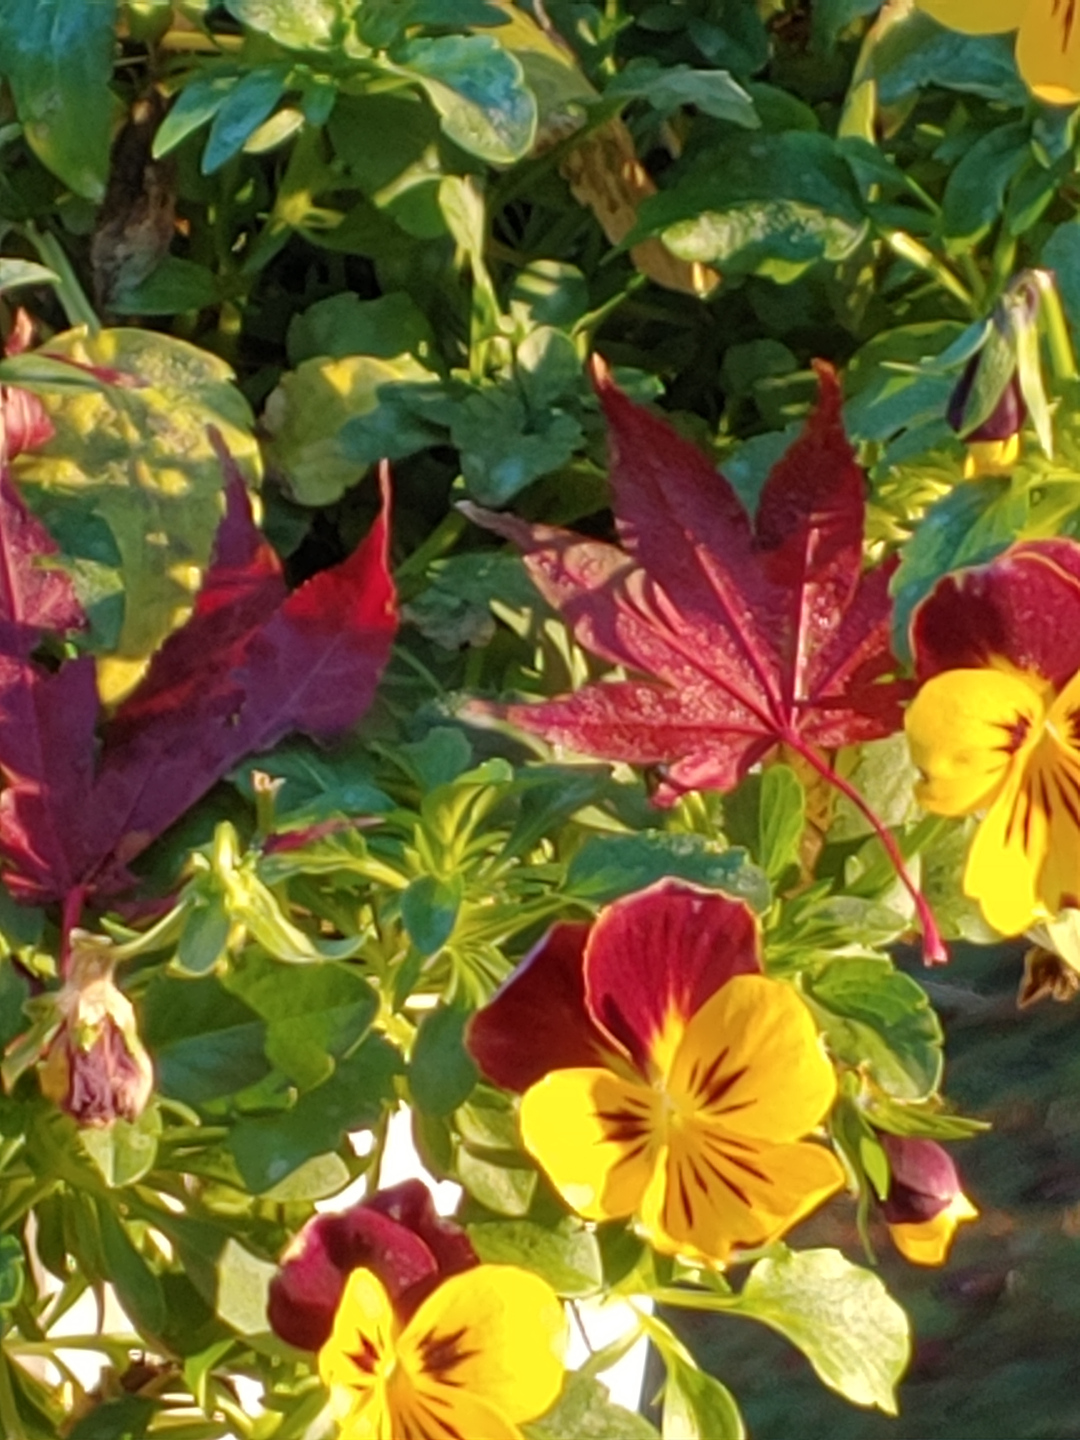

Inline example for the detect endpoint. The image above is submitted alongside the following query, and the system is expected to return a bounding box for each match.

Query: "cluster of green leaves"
[2,0,1080,1436]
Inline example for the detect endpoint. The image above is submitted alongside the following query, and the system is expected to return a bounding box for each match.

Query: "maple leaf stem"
[59,886,87,976]
[790,740,948,966]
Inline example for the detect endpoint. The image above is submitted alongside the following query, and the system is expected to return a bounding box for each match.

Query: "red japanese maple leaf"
[464,360,943,961]
[0,438,398,934]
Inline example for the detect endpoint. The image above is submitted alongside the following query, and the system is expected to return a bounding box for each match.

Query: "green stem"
[394,510,467,592]
[18,225,98,333]
[1033,268,1079,380]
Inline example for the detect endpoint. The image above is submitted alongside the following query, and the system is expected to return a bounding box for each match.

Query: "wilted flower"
[468,881,844,1266]
[879,1134,978,1266]
[906,538,1080,934]
[268,1180,477,1352]
[270,1182,566,1440]
[39,934,153,1127]
[916,0,1080,104]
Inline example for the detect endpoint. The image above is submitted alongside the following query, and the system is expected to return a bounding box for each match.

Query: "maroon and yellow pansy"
[269,1182,566,1440]
[906,539,1080,935]
[879,1135,977,1267]
[467,881,845,1266]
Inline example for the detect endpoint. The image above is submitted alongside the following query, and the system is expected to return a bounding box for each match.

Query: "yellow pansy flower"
[917,0,1080,104]
[319,1265,566,1440]
[468,881,845,1266]
[906,539,1080,934]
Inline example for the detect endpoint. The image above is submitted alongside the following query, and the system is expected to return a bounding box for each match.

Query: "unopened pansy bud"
[946,353,1025,478]
[39,934,153,1128]
[268,1180,478,1351]
[879,1134,977,1266]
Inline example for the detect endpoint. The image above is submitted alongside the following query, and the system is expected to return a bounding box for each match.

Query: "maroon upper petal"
[911,540,1080,690]
[266,1181,477,1351]
[466,922,612,1093]
[584,880,762,1077]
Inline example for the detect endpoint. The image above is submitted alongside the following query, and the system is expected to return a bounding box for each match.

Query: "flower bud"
[879,1134,977,1266]
[947,354,1025,478]
[267,1180,477,1351]
[39,935,153,1128]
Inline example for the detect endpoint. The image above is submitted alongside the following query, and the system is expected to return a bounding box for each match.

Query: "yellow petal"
[888,1192,979,1266]
[386,1373,526,1440]
[639,1129,846,1264]
[519,1069,661,1221]
[318,1269,395,1439]
[905,668,1044,816]
[400,1265,566,1425]
[1016,0,1080,103]
[915,0,1028,33]
[667,975,837,1143]
[963,435,1021,478]
[964,758,1048,933]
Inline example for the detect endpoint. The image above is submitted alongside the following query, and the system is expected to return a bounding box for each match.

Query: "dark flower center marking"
[347,1332,382,1377]
[415,1325,478,1384]
[994,710,1032,755]
[1055,0,1077,51]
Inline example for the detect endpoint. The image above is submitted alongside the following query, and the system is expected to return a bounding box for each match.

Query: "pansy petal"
[466,923,613,1093]
[914,0,1027,33]
[361,1180,478,1320]
[401,1266,566,1424]
[668,975,836,1143]
[269,1204,438,1351]
[888,1193,979,1267]
[387,1377,525,1440]
[905,668,1043,816]
[584,881,761,1077]
[318,1268,394,1399]
[963,763,1046,934]
[1016,0,1080,102]
[640,1130,845,1263]
[912,541,1080,689]
[519,1069,661,1221]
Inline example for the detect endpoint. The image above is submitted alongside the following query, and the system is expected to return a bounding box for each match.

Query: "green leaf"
[940,123,1029,241]
[410,1004,478,1114]
[202,65,291,175]
[805,958,943,1100]
[452,381,584,505]
[67,1397,154,1440]
[224,953,378,1089]
[394,34,537,163]
[0,1235,25,1317]
[635,132,867,282]
[109,257,223,316]
[97,1203,167,1338]
[225,0,346,49]
[264,352,442,506]
[401,874,464,957]
[457,1148,537,1216]
[174,892,230,976]
[527,1373,660,1440]
[79,1106,163,1188]
[142,975,270,1106]
[0,0,118,199]
[14,327,259,706]
[868,18,1026,105]
[216,1238,277,1336]
[733,1248,910,1413]
[287,292,435,365]
[152,72,237,159]
[228,1034,401,1192]
[230,738,391,823]
[0,260,58,295]
[565,833,770,911]
[605,59,758,127]
[759,764,805,883]
[1043,222,1080,335]
[0,960,30,1052]
[467,1218,602,1298]
[661,1354,745,1440]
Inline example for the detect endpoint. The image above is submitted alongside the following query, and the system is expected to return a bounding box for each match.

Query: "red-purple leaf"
[0,649,98,902]
[0,464,85,646]
[466,363,944,960]
[85,462,396,884]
